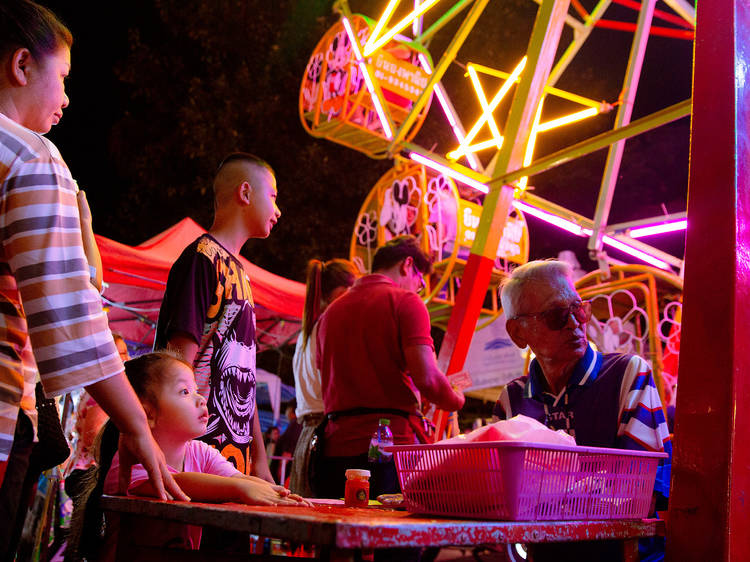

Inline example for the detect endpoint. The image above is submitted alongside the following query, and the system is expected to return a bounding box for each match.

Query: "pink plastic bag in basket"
[438,415,576,447]
[427,415,578,478]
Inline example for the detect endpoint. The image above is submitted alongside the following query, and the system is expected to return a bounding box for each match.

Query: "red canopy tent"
[97,218,305,351]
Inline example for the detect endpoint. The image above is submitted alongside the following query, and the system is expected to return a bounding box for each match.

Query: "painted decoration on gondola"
[299,15,433,158]
[350,162,529,309]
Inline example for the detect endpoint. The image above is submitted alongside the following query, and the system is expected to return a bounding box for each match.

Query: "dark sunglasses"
[512,300,592,331]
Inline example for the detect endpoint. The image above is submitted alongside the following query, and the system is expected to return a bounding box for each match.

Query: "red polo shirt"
[316,274,434,455]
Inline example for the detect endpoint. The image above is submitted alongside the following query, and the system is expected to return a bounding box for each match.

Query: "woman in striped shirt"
[0,2,186,557]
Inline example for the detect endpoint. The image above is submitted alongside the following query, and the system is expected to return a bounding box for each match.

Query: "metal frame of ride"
[300,0,693,436]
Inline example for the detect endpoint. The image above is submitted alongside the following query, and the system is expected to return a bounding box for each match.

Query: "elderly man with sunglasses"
[493,259,671,559]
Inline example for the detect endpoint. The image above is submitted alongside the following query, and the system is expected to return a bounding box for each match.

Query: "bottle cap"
[379,418,391,425]
[345,469,371,479]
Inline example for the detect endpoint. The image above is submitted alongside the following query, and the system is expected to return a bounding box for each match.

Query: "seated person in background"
[69,334,131,473]
[290,258,358,497]
[494,259,671,561]
[264,426,279,462]
[273,401,302,485]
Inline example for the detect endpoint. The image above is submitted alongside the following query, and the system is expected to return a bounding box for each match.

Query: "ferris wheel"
[299,0,694,430]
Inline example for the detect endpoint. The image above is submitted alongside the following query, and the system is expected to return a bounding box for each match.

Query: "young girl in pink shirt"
[104,351,308,507]
[71,351,309,557]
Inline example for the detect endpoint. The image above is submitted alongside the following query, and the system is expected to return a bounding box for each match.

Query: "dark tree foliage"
[44,0,690,281]
[106,0,393,281]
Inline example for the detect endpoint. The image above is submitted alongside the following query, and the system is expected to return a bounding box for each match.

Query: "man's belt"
[326,407,435,443]
[326,407,417,421]
[300,412,325,426]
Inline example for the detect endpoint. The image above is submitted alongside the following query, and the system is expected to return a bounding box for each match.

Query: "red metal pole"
[594,20,694,40]
[665,1,750,560]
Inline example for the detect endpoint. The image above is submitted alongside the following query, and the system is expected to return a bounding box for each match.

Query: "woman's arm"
[76,189,103,292]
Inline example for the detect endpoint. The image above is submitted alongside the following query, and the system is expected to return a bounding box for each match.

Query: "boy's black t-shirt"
[155,234,257,474]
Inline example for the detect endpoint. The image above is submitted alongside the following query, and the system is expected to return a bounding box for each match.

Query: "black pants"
[0,411,35,562]
[314,452,400,500]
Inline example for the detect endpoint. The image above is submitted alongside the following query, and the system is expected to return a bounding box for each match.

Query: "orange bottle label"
[345,478,370,507]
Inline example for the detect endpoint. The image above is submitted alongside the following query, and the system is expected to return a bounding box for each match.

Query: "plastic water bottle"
[368,418,394,463]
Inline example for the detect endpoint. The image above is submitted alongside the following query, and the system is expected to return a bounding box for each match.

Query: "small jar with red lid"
[344,469,371,507]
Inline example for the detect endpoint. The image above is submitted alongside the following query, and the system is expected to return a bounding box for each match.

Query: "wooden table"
[101,495,665,561]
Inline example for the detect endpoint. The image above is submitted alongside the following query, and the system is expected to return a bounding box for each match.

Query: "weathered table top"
[101,495,665,549]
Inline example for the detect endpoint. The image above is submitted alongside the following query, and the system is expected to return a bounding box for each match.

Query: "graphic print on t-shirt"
[193,237,257,474]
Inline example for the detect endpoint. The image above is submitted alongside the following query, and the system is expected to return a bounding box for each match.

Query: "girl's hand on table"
[233,477,313,506]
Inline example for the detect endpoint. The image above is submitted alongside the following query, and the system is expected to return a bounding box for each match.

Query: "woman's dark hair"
[371,235,432,275]
[0,0,72,60]
[301,259,358,349]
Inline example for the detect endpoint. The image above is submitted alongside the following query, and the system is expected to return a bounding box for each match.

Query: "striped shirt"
[0,113,123,461]
[494,344,672,495]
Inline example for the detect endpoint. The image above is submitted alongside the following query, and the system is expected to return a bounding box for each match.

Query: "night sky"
[40,0,693,281]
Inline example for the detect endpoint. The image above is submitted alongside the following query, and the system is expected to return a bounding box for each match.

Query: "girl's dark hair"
[301,259,358,349]
[124,349,190,405]
[0,0,72,60]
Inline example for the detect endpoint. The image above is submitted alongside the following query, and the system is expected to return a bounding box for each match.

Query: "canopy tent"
[97,218,305,352]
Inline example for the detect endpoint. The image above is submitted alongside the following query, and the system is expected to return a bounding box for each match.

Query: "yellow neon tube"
[452,57,526,159]
[518,96,545,190]
[447,138,503,160]
[535,107,598,132]
[468,62,602,108]
[467,65,503,149]
[363,0,440,56]
[367,0,399,53]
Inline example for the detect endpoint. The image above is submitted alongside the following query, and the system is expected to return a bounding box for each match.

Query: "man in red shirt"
[315,236,464,499]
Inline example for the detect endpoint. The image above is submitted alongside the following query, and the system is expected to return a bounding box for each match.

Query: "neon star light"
[342,17,393,139]
[466,64,504,150]
[518,96,545,190]
[535,107,599,133]
[448,61,610,166]
[363,0,440,57]
[447,57,527,161]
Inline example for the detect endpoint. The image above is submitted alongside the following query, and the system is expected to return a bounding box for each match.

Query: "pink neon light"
[512,201,587,236]
[342,18,393,139]
[629,219,687,238]
[417,54,480,171]
[417,53,432,74]
[412,0,421,36]
[342,17,362,59]
[409,152,489,193]
[602,236,671,269]
[512,201,672,270]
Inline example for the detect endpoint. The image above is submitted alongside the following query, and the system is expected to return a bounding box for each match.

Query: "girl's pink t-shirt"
[104,439,240,549]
